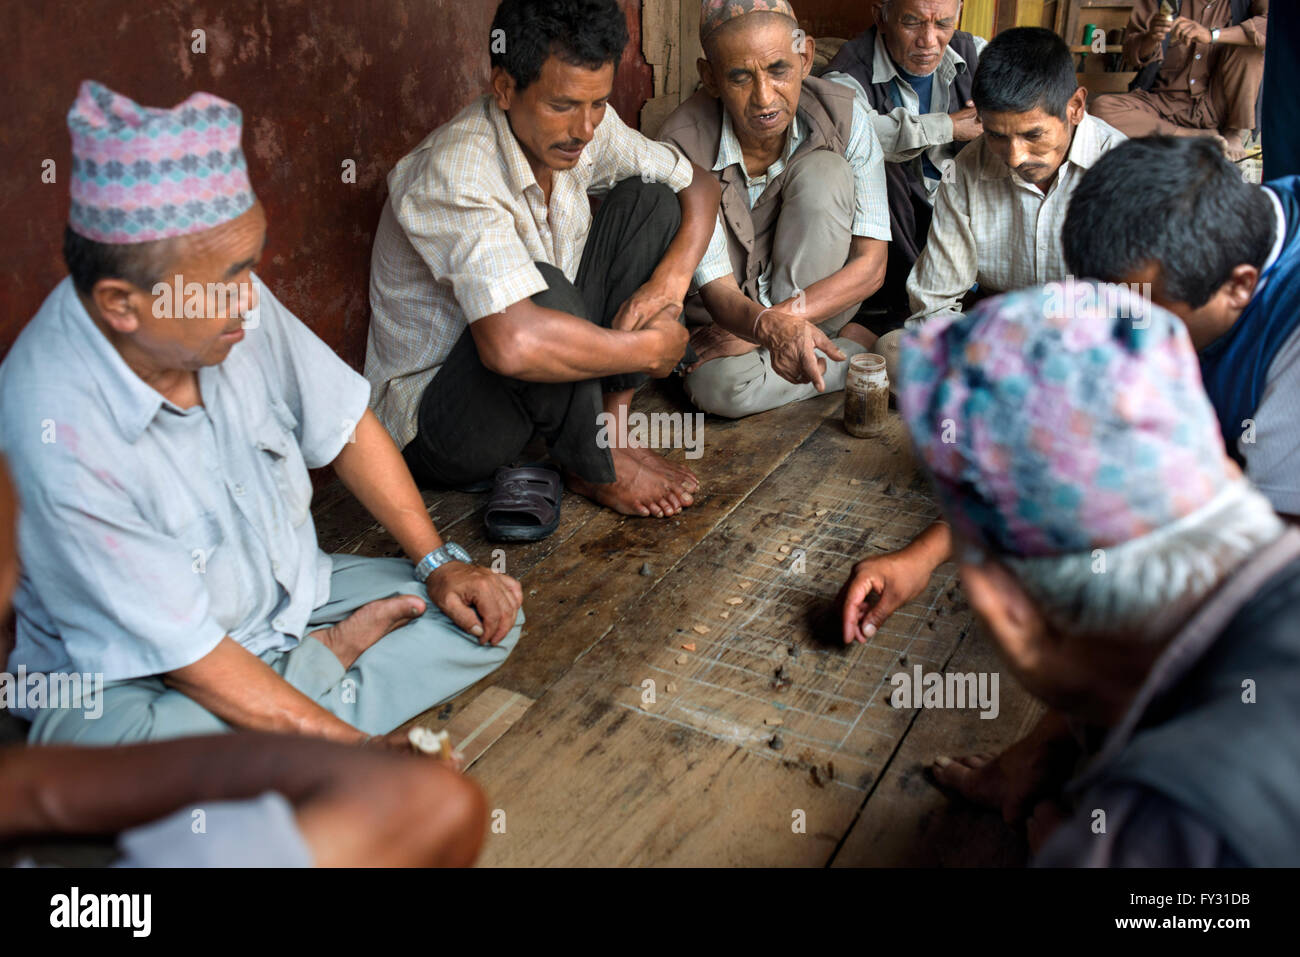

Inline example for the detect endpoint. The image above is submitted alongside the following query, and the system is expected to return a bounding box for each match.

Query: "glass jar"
[843,353,889,438]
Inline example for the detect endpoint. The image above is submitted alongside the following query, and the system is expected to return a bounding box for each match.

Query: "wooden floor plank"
[468,415,981,865]
[830,627,1045,867]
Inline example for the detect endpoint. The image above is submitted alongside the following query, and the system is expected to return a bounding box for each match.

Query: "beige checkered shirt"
[365,95,695,448]
[906,111,1127,325]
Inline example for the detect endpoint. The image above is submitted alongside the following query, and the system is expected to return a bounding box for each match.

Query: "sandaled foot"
[310,594,427,670]
[566,447,693,518]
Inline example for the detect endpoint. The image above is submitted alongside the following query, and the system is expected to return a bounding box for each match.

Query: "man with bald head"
[826,0,987,328]
[658,0,891,419]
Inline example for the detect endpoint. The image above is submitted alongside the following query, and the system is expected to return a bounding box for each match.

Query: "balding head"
[698,9,813,150]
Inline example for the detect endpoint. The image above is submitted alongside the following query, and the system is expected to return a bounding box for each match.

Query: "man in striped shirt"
[365,0,721,520]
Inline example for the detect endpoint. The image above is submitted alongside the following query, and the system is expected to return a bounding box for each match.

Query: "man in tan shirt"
[365,0,720,524]
[1091,0,1267,159]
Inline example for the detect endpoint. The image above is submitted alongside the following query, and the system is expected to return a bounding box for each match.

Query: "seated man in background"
[901,284,1300,865]
[834,29,1126,637]
[825,0,987,328]
[367,0,720,521]
[0,454,486,868]
[0,81,523,747]
[899,27,1126,338]
[658,0,890,420]
[1091,0,1267,161]
[1064,136,1300,517]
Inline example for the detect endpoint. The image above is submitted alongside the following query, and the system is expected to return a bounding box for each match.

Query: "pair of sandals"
[462,464,563,542]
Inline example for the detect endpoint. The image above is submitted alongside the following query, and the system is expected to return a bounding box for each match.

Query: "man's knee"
[604,178,682,233]
[531,261,586,318]
[783,150,854,208]
[684,354,770,419]
[1089,93,1129,124]
[398,763,489,866]
[875,328,905,394]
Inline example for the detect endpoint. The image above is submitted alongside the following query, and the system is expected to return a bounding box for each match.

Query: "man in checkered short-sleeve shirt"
[365,0,721,521]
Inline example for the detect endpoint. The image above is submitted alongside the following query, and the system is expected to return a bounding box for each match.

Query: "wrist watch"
[414,542,472,582]
[1210,28,1222,43]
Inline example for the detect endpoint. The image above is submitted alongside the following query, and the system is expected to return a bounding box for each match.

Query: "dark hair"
[490,0,628,92]
[1063,137,1276,308]
[972,27,1077,120]
[63,226,178,297]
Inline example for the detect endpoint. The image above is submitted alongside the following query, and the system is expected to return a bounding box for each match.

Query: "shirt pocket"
[255,398,313,528]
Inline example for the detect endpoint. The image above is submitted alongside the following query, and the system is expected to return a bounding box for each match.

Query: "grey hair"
[1001,480,1285,643]
[879,0,964,22]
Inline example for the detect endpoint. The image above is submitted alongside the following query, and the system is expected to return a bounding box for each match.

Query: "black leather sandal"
[483,465,563,542]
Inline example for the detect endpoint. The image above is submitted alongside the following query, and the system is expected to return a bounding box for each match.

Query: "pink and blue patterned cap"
[897,282,1236,559]
[67,80,255,244]
[700,0,798,43]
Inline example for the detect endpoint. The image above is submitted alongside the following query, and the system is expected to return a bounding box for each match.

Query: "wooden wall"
[0,0,653,368]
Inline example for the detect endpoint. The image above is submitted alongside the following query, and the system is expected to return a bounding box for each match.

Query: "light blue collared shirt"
[0,275,370,707]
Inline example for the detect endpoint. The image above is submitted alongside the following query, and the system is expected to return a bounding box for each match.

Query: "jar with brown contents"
[843,353,890,438]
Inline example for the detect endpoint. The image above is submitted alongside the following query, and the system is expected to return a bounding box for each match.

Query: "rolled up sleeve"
[1123,1,1165,68]
[692,217,736,292]
[846,98,893,240]
[588,106,695,195]
[1242,1,1268,48]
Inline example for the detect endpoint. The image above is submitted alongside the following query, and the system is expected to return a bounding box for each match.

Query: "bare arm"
[164,638,368,743]
[470,295,686,382]
[0,733,485,867]
[332,409,523,645]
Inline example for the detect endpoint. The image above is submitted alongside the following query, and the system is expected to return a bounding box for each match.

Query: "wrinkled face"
[980,90,1084,189]
[881,0,962,77]
[701,14,812,147]
[124,202,266,370]
[493,56,615,175]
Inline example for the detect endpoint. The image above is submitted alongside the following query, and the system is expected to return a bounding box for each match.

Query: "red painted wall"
[0,0,653,368]
[797,0,878,40]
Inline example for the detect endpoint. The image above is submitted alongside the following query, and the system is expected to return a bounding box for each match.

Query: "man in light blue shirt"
[658,1,891,419]
[0,81,524,747]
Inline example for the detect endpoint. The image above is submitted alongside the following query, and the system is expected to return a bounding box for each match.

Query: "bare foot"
[1207,132,1249,162]
[310,594,427,670]
[566,447,694,518]
[623,442,699,505]
[839,321,878,351]
[930,737,1075,823]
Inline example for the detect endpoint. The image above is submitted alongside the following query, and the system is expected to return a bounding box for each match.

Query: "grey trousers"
[28,554,524,745]
[685,150,870,419]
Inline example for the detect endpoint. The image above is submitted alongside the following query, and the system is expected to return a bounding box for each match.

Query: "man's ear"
[90,279,142,335]
[490,66,515,111]
[799,32,816,78]
[959,560,1050,672]
[1066,86,1088,126]
[698,57,719,98]
[1223,263,1261,310]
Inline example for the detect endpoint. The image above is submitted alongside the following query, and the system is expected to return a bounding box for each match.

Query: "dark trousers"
[861,162,934,335]
[402,178,682,489]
